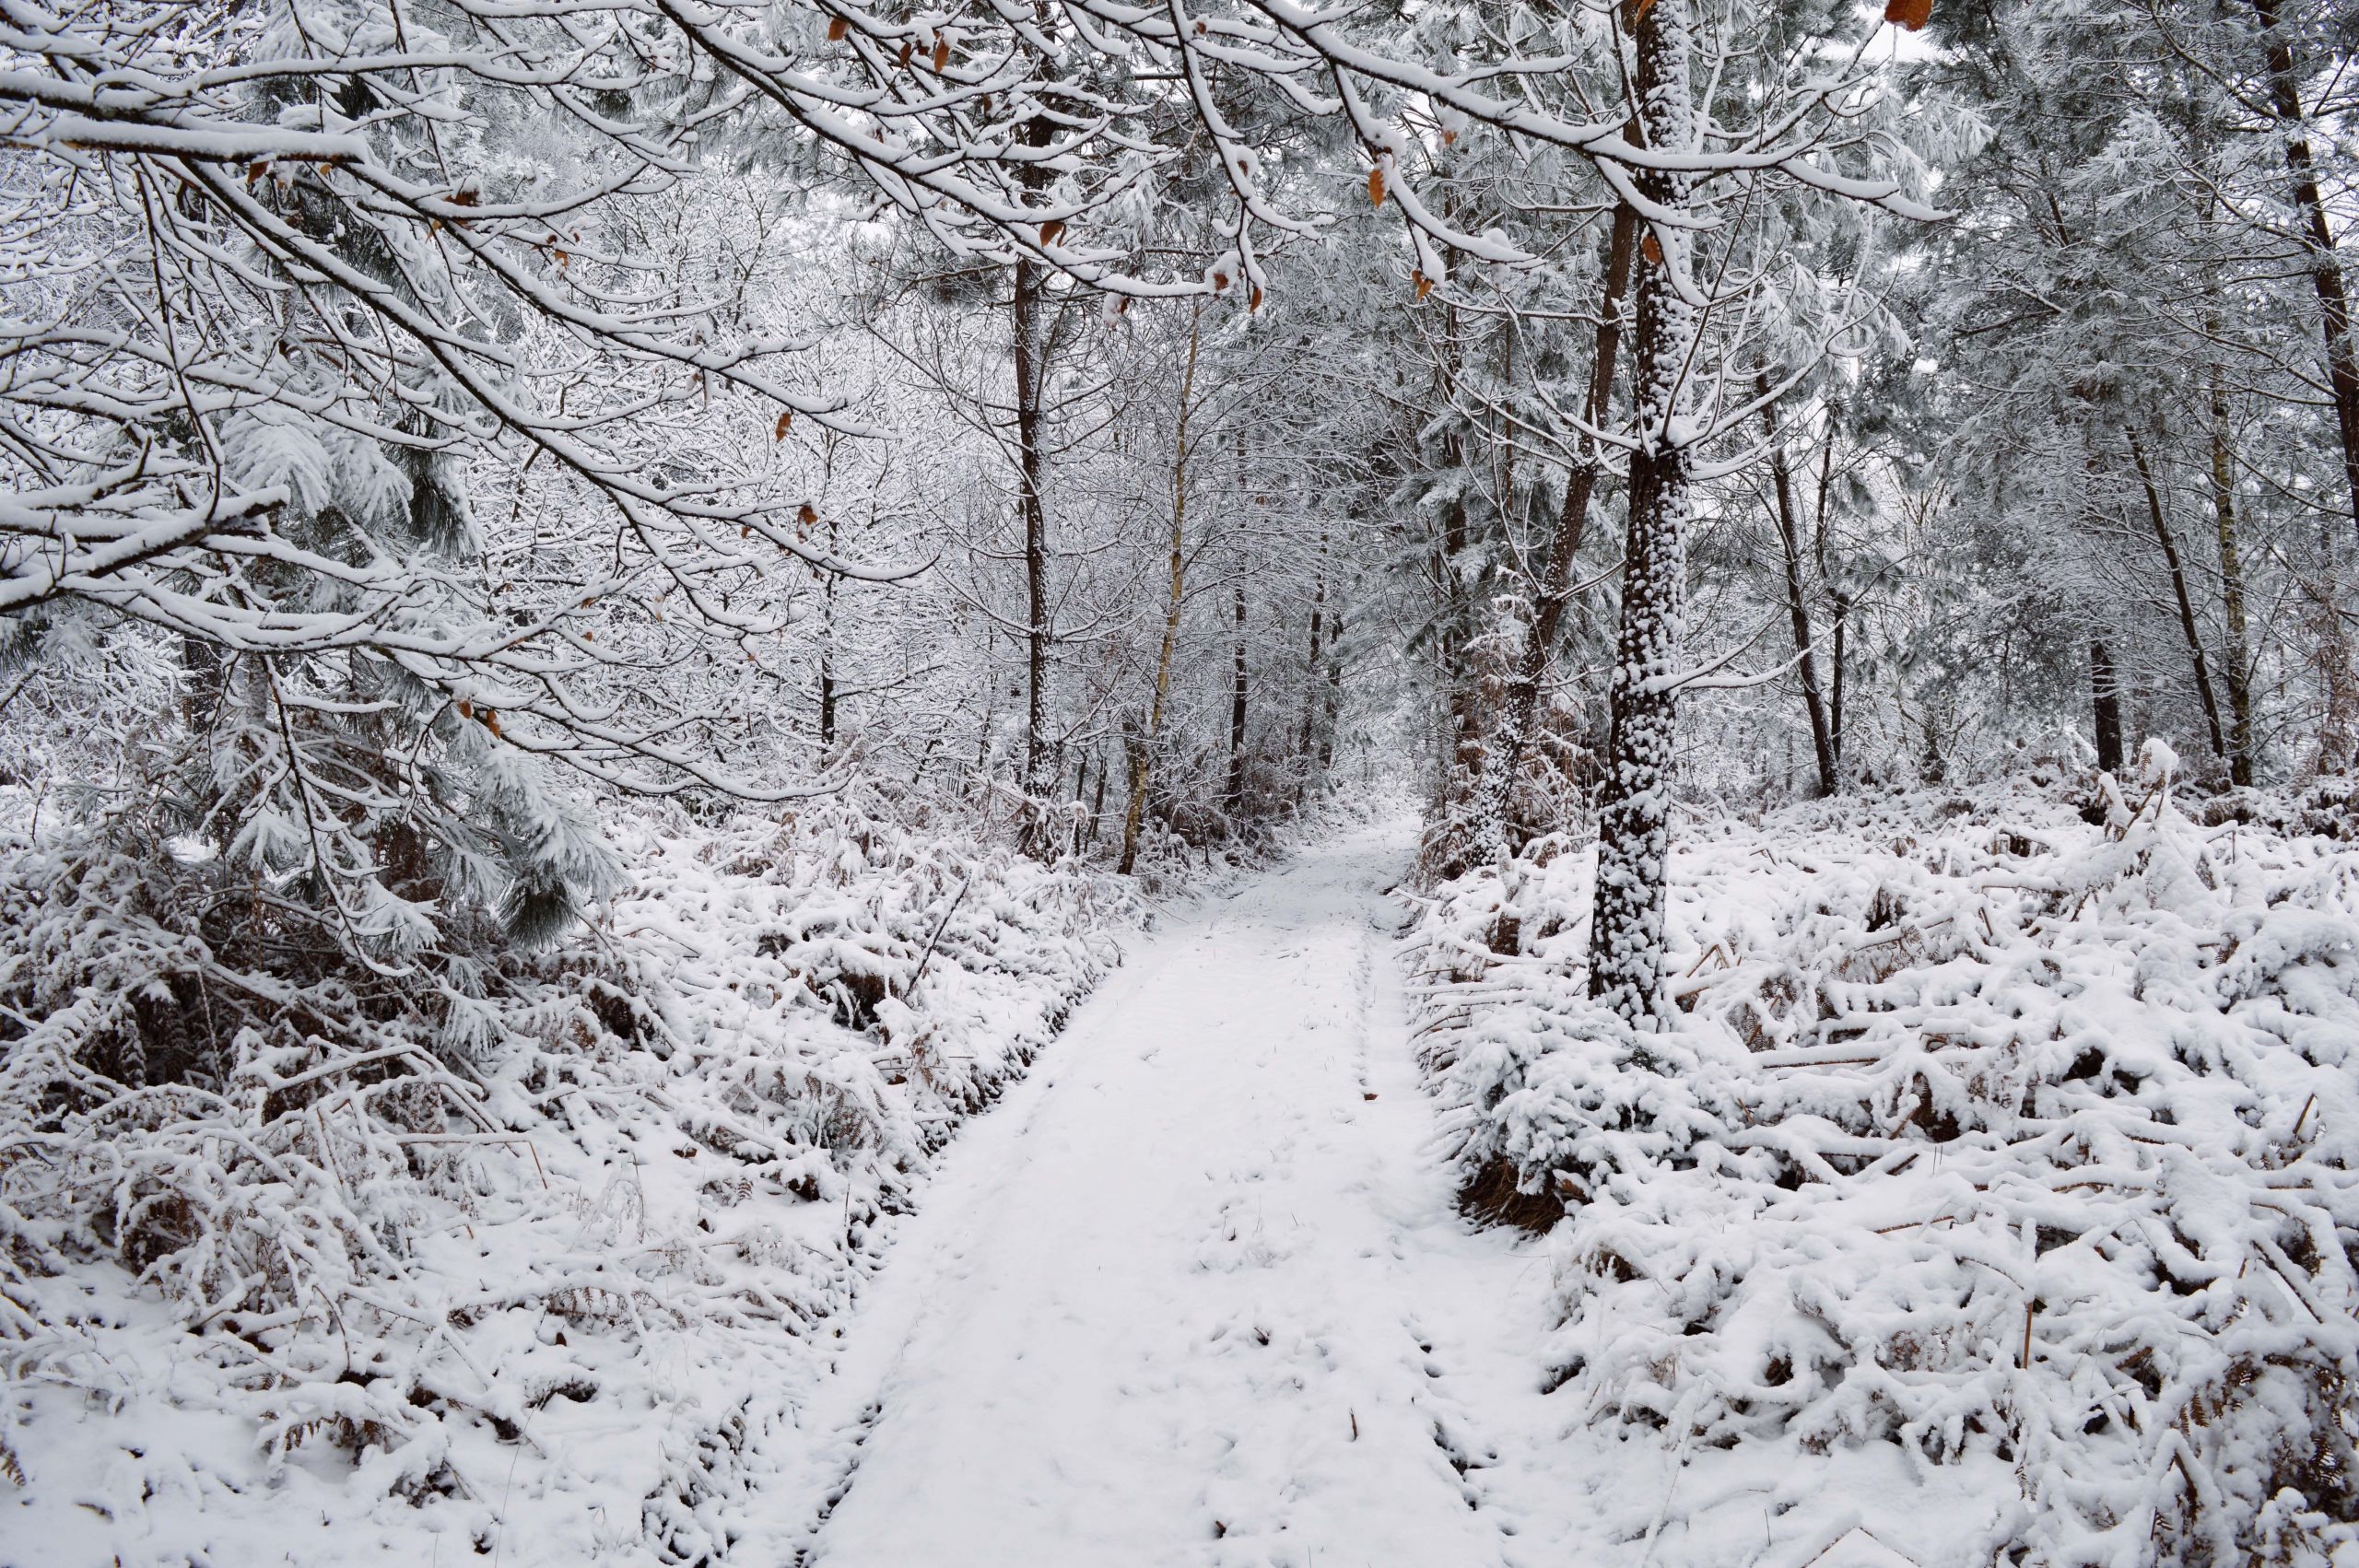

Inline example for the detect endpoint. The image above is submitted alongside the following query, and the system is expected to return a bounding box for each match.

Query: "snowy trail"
[747,820,1612,1568]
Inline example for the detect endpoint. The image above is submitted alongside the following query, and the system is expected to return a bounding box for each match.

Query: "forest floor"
[734,819,1637,1568]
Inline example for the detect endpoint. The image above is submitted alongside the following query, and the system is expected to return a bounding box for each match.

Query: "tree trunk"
[1319,603,1342,772]
[1012,252,1051,837]
[1586,0,1700,1028]
[1298,563,1325,763]
[2092,637,2126,774]
[2209,380,2257,786]
[1226,581,1249,813]
[1119,304,1203,875]
[2248,0,2359,544]
[1466,205,1637,863]
[1764,380,1837,798]
[2127,430,2226,764]
[1812,409,1848,771]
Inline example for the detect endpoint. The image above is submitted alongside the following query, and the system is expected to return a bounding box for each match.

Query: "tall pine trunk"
[1587,0,1700,1027]
[2249,0,2359,544]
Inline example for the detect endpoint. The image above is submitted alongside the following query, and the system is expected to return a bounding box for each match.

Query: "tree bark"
[2209,379,2257,786]
[1465,205,1637,863]
[2126,430,2226,764]
[1299,547,1326,759]
[1586,0,1699,1028]
[1764,381,1837,798]
[1119,304,1203,875]
[1319,603,1342,772]
[1012,252,1051,837]
[2248,0,2359,544]
[1226,581,1248,813]
[1812,406,1848,771]
[2092,637,2126,773]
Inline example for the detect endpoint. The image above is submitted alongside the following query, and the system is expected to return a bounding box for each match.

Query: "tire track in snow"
[734,824,1598,1568]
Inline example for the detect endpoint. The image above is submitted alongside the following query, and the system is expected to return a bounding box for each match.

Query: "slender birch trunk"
[2209,378,2257,786]
[1119,304,1203,874]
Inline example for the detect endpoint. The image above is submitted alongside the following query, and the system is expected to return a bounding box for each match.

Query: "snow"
[10,790,2359,1565]
[1409,777,2359,1566]
[733,819,1561,1564]
[0,804,1132,1566]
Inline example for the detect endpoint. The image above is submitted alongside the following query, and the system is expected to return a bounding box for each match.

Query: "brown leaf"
[1367,165,1386,207]
[774,410,793,440]
[932,38,949,70]
[246,161,268,183]
[1212,269,1230,292]
[827,15,848,40]
[898,39,913,66]
[1885,0,1931,28]
[457,699,474,720]
[483,708,501,738]
[553,248,569,269]
[1040,218,1065,245]
[1413,268,1434,300]
[1249,285,1263,313]
[798,502,818,526]
[1641,230,1664,265]
[1627,0,1656,24]
[449,188,477,207]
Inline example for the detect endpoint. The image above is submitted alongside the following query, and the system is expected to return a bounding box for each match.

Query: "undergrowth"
[1408,748,2359,1566]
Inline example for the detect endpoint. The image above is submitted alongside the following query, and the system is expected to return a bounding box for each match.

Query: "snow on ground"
[729,818,1599,1568]
[1411,760,2359,1567]
[0,807,1131,1567]
[14,788,2352,1565]
[716,818,1982,1568]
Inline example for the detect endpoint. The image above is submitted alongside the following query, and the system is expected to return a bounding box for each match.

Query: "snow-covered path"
[757,821,1605,1568]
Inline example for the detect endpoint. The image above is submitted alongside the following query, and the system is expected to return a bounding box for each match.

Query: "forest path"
[757,820,1609,1568]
